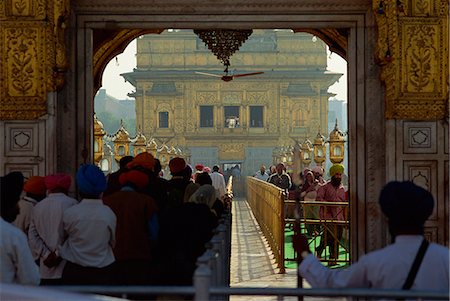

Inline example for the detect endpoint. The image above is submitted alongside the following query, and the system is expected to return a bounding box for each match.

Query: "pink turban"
[312,166,323,175]
[45,173,71,192]
[203,166,211,174]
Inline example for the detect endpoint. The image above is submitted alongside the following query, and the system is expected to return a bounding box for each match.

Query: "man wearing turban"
[103,169,158,285]
[28,173,77,284]
[295,181,449,293]
[59,164,116,285]
[13,176,47,234]
[314,163,346,265]
[166,157,192,210]
[1,172,40,285]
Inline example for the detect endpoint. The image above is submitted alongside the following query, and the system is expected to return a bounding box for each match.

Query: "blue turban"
[76,164,107,196]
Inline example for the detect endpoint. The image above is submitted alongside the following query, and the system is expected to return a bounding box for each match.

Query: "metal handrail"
[55,285,450,300]
[246,176,286,273]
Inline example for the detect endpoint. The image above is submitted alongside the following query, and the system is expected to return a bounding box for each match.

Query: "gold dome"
[93,113,105,136]
[329,119,346,142]
[132,129,147,147]
[112,120,130,143]
[313,130,326,146]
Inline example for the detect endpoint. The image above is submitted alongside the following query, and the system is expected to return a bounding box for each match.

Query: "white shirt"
[210,171,226,199]
[300,235,449,295]
[60,199,116,268]
[254,171,269,181]
[0,218,40,285]
[28,193,77,279]
[13,196,38,233]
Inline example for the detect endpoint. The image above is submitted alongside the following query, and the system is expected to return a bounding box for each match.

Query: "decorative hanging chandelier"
[194,29,253,72]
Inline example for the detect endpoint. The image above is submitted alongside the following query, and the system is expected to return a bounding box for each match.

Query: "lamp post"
[300,138,313,168]
[328,119,346,164]
[146,138,158,157]
[93,113,105,165]
[313,130,326,167]
[132,128,147,156]
[112,120,131,163]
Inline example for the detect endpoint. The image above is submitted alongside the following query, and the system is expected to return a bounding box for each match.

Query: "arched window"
[159,111,169,128]
[293,109,306,127]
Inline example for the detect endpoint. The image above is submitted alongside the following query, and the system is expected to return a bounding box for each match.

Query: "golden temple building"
[122,30,341,174]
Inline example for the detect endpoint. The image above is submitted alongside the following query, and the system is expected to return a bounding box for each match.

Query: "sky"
[100,38,348,101]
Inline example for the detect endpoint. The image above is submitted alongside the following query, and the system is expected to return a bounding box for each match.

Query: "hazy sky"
[100,38,348,101]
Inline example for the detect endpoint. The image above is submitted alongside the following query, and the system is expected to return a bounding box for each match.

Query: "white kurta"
[60,199,116,268]
[28,193,77,279]
[0,218,40,285]
[210,171,226,199]
[299,235,449,294]
[13,196,38,233]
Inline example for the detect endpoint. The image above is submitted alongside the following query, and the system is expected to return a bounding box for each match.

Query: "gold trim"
[374,0,449,120]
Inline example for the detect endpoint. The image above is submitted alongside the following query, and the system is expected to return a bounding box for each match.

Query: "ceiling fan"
[195,69,264,82]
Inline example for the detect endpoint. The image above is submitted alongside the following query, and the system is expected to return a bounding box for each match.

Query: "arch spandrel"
[93,29,164,93]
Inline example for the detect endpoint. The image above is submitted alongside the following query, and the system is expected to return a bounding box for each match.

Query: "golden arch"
[93,28,348,93]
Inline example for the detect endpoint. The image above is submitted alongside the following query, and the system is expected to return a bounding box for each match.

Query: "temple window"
[250,106,264,128]
[200,106,214,127]
[159,111,169,128]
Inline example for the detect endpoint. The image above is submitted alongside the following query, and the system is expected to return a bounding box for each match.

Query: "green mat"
[284,226,349,269]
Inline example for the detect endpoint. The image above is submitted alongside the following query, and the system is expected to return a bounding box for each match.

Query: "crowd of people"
[254,162,348,265]
[0,153,230,290]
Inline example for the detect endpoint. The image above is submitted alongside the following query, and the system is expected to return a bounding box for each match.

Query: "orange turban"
[45,173,72,192]
[127,152,155,170]
[24,176,46,195]
[169,157,186,174]
[119,170,149,190]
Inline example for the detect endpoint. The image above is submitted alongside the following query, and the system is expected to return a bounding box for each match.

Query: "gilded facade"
[122,30,340,173]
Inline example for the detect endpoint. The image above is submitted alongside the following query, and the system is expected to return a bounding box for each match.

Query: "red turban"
[45,173,71,192]
[127,152,155,170]
[24,176,46,195]
[195,164,204,171]
[169,157,186,174]
[119,170,149,189]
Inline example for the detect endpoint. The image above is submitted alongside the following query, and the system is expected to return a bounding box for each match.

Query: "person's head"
[127,152,155,172]
[188,184,216,209]
[312,166,323,179]
[119,156,134,170]
[276,163,285,175]
[153,159,162,175]
[213,165,220,173]
[203,166,211,174]
[305,171,314,184]
[260,165,266,174]
[76,164,107,199]
[269,165,277,174]
[195,164,204,172]
[0,172,24,222]
[379,181,434,238]
[23,176,47,202]
[45,173,72,194]
[119,170,149,192]
[183,182,200,203]
[169,157,187,176]
[329,164,344,187]
[196,172,212,186]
